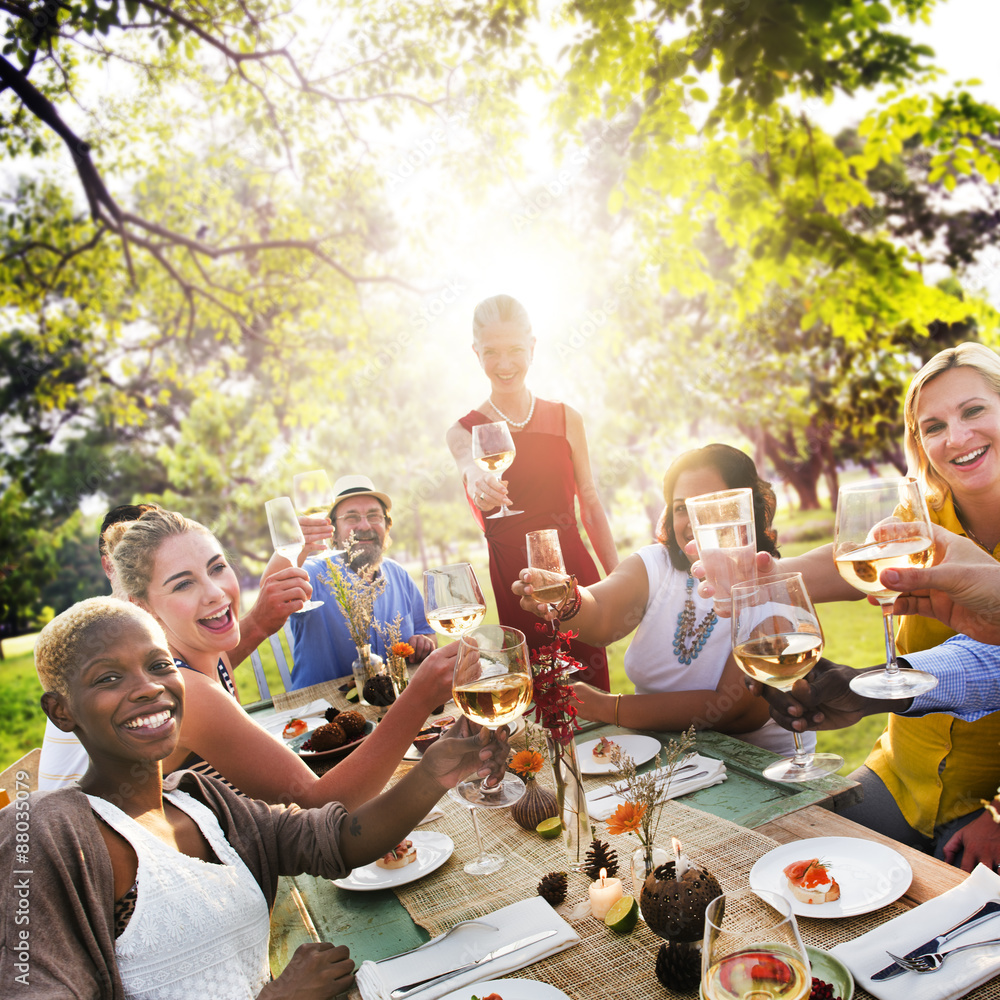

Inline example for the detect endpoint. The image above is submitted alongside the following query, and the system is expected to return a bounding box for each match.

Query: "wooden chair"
[0,747,42,798]
[248,622,295,701]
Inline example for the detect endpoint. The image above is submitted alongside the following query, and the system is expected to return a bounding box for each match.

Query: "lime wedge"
[536,817,562,839]
[345,687,359,703]
[604,895,639,933]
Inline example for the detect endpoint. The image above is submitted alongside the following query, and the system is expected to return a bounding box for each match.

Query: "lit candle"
[672,837,690,879]
[588,867,624,919]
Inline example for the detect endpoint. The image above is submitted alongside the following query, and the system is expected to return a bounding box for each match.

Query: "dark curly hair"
[657,443,780,571]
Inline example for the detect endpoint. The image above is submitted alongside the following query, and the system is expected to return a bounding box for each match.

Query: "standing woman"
[446,294,619,689]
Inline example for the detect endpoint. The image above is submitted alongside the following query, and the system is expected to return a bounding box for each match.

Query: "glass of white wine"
[292,469,335,558]
[833,477,938,699]
[731,573,843,782]
[448,625,532,874]
[423,563,487,638]
[264,497,324,613]
[702,888,810,1000]
[525,529,578,673]
[472,420,522,518]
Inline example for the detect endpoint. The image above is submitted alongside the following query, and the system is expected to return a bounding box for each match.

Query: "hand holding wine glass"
[731,573,843,782]
[265,497,324,612]
[292,469,335,557]
[525,529,574,612]
[834,478,938,699]
[702,888,810,1000]
[472,420,523,518]
[423,563,487,638]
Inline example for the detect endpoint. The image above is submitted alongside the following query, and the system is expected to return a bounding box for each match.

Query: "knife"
[871,899,1000,980]
[389,929,558,999]
[588,764,705,801]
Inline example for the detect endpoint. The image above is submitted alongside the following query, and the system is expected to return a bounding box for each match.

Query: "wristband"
[613,692,623,728]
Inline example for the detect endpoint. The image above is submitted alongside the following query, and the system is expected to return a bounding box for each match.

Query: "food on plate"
[810,978,842,1000]
[430,715,455,731]
[376,838,417,870]
[323,706,341,723]
[411,728,441,754]
[592,735,617,761]
[337,710,367,737]
[281,718,308,739]
[782,859,840,904]
[303,722,346,752]
[471,994,503,1000]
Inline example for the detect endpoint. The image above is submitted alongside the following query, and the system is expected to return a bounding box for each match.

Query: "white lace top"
[87,789,271,999]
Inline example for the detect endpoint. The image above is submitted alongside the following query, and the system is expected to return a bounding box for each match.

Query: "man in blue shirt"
[288,475,436,689]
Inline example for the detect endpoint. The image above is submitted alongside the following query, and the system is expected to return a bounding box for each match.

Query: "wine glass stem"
[469,806,486,860]
[880,602,900,678]
[790,729,810,767]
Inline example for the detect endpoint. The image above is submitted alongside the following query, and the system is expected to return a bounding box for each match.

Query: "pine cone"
[655,941,701,993]
[324,707,341,723]
[582,838,619,880]
[537,872,568,906]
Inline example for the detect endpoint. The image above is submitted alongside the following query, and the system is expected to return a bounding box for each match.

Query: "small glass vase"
[546,734,589,870]
[352,643,384,706]
[631,845,670,894]
[388,654,409,699]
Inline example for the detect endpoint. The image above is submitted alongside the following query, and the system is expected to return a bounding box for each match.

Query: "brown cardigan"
[0,771,348,999]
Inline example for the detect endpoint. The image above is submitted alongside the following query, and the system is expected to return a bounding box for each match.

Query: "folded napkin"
[586,753,727,821]
[416,807,445,826]
[356,896,580,1000]
[831,863,1000,1000]
[256,699,334,737]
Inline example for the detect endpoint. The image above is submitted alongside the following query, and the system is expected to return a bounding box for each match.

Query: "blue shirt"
[901,634,1000,722]
[288,553,433,689]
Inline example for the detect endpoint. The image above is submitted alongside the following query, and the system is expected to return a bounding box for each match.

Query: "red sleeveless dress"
[458,399,610,690]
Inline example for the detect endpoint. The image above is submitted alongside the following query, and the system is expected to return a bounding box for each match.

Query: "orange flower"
[509,749,545,778]
[606,801,647,837]
[391,642,415,658]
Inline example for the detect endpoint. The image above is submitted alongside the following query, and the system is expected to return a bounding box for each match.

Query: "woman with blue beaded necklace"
[513,443,809,755]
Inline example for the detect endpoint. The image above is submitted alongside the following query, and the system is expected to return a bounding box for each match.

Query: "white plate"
[748,836,912,918]
[332,831,454,891]
[577,734,662,775]
[403,715,526,762]
[438,978,571,1000]
[259,713,328,739]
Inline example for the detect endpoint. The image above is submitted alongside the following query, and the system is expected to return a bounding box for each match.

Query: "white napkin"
[585,753,727,821]
[416,807,445,826]
[831,863,1000,1000]
[355,896,580,1000]
[256,699,334,737]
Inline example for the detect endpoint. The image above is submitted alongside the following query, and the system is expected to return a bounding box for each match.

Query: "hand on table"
[418,715,511,790]
[470,474,509,512]
[263,941,354,999]
[512,569,560,620]
[942,802,1000,872]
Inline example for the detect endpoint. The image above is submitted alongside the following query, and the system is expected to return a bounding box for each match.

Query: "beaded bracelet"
[557,583,583,621]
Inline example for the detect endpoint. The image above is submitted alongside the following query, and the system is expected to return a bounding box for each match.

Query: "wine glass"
[448,624,532,874]
[264,497,324,613]
[833,478,939,699]
[471,421,523,518]
[731,573,843,781]
[702,888,810,1000]
[686,487,757,615]
[525,529,578,673]
[423,563,487,638]
[292,469,335,558]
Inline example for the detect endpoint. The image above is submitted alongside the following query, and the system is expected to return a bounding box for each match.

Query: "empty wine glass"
[731,573,843,782]
[423,563,487,638]
[265,497,324,613]
[472,420,522,518]
[448,625,532,874]
[702,888,810,1000]
[686,487,757,615]
[292,469,335,558]
[834,478,938,699]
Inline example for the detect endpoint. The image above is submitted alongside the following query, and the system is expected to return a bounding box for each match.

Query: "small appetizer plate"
[577,734,661,775]
[332,831,454,891]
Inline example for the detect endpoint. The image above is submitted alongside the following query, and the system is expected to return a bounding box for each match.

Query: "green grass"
[0,523,888,778]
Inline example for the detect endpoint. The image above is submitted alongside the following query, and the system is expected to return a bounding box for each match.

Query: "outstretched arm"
[230,567,312,667]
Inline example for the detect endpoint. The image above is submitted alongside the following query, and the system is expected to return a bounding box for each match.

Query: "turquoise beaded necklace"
[672,574,717,665]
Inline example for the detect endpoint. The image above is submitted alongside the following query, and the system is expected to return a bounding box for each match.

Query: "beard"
[340,531,385,573]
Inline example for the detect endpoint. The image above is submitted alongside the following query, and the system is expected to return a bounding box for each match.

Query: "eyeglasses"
[336,512,386,527]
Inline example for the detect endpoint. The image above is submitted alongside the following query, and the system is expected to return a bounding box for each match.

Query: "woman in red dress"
[446,294,619,690]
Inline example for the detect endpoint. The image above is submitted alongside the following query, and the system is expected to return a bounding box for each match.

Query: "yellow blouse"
[865,495,1000,837]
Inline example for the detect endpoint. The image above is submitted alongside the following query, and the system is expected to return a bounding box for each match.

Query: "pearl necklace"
[489,391,536,429]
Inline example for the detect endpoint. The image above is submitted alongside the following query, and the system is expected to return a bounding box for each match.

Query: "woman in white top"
[514,444,812,756]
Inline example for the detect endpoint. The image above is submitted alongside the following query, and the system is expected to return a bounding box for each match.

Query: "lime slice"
[604,895,639,933]
[345,687,359,703]
[536,817,562,839]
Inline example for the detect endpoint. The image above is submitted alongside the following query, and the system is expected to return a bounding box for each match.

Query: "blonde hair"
[35,597,167,697]
[904,342,1000,509]
[109,508,212,602]
[472,294,532,344]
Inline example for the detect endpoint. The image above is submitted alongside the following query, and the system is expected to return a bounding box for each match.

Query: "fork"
[374,919,497,964]
[886,937,1000,974]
